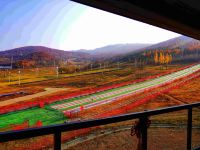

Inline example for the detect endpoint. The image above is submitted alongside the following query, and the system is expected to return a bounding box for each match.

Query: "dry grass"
[66,128,200,150]
[0,64,180,103]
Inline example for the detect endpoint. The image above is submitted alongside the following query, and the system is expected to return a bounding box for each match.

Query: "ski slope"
[51,64,200,112]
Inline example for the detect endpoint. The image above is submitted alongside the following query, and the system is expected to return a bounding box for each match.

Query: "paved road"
[0,88,68,107]
[52,64,200,112]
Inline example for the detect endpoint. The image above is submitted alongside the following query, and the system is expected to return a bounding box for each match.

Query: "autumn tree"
[153,50,173,69]
[165,53,170,64]
[159,51,165,64]
[154,51,159,64]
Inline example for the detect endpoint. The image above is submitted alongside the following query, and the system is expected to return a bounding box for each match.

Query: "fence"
[0,102,200,150]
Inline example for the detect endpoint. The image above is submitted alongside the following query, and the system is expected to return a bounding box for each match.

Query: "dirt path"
[0,88,69,107]
[162,94,188,104]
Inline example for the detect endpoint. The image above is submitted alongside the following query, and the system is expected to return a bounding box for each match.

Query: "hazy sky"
[0,0,180,51]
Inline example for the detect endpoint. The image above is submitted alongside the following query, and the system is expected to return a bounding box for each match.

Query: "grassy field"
[0,107,66,129]
[0,67,118,86]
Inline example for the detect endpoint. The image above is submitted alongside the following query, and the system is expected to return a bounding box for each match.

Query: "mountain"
[144,36,200,50]
[0,46,91,67]
[82,43,152,58]
[0,44,152,68]
[1,36,199,68]
[118,36,200,64]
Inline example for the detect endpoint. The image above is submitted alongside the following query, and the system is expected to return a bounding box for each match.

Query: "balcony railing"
[0,102,200,150]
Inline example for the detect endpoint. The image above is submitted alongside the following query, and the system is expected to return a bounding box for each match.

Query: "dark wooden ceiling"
[72,0,200,40]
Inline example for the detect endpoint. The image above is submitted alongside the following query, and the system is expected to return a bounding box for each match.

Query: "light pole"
[18,70,21,85]
[90,63,93,70]
[8,72,11,84]
[36,68,39,76]
[74,65,77,73]
[56,66,59,78]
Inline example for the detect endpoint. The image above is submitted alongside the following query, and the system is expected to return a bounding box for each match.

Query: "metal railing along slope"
[0,102,200,150]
